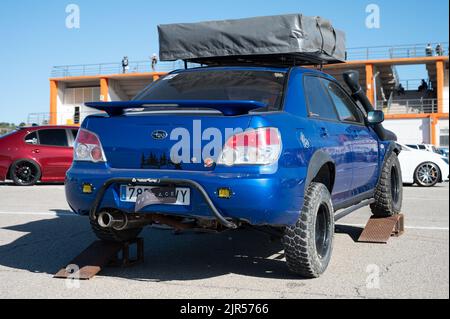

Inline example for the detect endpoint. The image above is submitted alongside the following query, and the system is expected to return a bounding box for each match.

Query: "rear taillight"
[217,127,282,166]
[74,128,107,163]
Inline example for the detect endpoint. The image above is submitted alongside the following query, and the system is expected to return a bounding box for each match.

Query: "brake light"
[217,127,282,166]
[74,128,107,163]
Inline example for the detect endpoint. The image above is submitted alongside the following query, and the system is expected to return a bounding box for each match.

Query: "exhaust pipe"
[97,211,154,230]
[98,211,127,230]
[97,211,224,232]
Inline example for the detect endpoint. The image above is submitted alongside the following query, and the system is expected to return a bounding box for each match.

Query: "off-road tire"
[283,183,334,278]
[370,152,403,217]
[90,218,142,242]
[10,160,41,186]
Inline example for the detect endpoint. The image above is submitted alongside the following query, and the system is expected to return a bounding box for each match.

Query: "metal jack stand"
[358,214,405,244]
[54,238,144,280]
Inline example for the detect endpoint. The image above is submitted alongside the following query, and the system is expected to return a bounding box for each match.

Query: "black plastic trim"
[305,150,336,191]
[89,178,238,229]
[333,189,375,211]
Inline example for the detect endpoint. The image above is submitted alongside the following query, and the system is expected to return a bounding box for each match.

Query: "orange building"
[44,43,449,147]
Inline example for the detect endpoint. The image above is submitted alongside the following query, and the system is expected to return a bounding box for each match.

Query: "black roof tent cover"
[158,14,346,67]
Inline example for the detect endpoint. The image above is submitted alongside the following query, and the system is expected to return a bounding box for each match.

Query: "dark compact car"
[0,126,79,186]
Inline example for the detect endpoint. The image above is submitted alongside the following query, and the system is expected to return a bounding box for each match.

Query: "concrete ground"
[0,182,448,299]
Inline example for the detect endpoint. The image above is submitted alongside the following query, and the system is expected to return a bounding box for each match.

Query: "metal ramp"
[358,214,405,244]
[54,238,144,280]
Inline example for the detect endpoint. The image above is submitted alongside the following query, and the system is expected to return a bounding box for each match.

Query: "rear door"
[34,129,73,180]
[303,75,354,202]
[322,80,379,193]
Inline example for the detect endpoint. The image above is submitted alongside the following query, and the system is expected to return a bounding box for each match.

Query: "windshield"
[133,69,287,111]
[399,144,413,151]
[432,146,440,154]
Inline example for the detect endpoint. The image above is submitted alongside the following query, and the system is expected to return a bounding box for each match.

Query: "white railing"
[27,111,103,126]
[377,99,439,114]
[51,42,449,78]
[51,61,189,78]
[346,42,448,61]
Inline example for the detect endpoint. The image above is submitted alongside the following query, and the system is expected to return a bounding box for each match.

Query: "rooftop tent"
[158,14,346,66]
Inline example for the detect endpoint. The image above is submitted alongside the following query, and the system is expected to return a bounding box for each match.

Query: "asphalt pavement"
[0,182,448,299]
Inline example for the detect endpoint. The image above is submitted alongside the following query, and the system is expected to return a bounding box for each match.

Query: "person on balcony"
[151,54,159,71]
[436,44,444,56]
[122,56,129,74]
[425,44,433,57]
[397,83,406,96]
[418,79,428,92]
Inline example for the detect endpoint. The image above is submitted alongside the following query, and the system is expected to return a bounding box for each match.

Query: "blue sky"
[0,0,448,124]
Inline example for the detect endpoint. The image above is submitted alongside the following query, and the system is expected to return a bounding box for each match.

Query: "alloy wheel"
[416,162,440,187]
[14,161,38,184]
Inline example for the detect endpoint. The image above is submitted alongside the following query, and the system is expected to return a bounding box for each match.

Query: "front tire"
[370,152,403,217]
[10,160,41,186]
[283,183,334,278]
[414,162,441,187]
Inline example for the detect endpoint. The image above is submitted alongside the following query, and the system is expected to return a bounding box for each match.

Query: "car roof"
[19,125,79,131]
[170,65,334,79]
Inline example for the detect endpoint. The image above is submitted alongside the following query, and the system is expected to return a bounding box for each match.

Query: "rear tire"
[370,152,403,217]
[90,218,142,242]
[283,183,334,278]
[10,160,41,186]
[414,162,441,187]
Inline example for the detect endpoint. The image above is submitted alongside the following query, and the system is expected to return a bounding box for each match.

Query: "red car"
[0,126,78,186]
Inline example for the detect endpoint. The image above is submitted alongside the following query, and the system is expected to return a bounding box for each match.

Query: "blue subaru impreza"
[65,66,402,278]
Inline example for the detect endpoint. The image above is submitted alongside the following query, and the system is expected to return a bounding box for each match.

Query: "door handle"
[351,130,359,139]
[32,149,40,154]
[320,127,329,138]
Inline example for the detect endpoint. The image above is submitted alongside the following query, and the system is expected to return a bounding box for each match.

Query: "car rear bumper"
[65,164,306,226]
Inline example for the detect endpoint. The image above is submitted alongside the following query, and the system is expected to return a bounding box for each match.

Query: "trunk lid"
[84,113,253,171]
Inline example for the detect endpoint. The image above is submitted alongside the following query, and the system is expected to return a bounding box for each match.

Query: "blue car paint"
[65,66,389,226]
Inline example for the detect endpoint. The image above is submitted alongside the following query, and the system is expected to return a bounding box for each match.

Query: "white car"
[398,144,449,187]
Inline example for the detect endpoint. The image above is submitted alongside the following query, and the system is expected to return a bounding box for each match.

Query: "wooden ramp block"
[358,214,404,244]
[54,238,144,280]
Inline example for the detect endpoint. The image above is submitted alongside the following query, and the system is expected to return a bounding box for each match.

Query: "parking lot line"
[338,223,449,231]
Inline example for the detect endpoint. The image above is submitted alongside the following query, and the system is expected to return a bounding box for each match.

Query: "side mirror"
[367,110,385,125]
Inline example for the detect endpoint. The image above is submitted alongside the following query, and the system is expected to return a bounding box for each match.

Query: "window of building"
[440,128,449,147]
[65,87,101,105]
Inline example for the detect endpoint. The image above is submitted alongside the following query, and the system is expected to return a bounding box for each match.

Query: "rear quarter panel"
[0,133,21,180]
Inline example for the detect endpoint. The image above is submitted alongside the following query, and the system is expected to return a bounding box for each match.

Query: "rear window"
[25,132,38,145]
[134,70,287,111]
[0,130,17,138]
